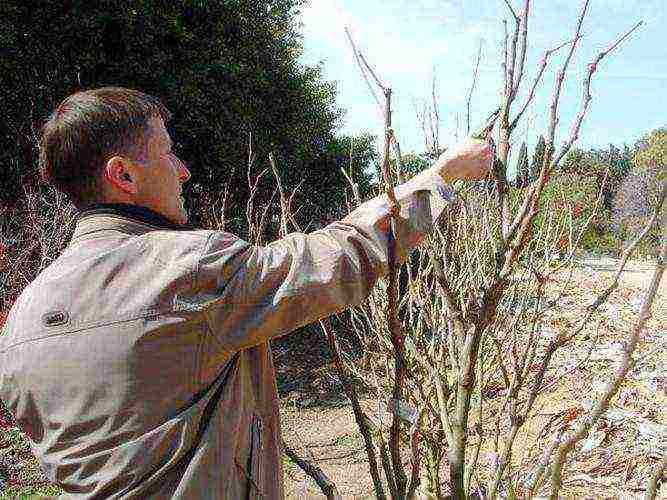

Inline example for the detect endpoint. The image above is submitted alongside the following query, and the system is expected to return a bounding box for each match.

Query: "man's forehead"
[149,116,171,145]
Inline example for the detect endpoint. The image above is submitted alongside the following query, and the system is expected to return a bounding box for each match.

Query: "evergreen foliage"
[0,0,376,235]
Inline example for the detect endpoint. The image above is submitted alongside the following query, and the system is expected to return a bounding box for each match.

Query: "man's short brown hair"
[39,87,172,208]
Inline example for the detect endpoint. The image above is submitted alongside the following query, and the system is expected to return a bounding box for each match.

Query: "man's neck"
[76,203,194,231]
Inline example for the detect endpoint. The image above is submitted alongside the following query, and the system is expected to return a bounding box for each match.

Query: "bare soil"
[277,257,666,498]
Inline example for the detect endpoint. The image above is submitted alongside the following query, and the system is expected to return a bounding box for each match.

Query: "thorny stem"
[382,88,409,499]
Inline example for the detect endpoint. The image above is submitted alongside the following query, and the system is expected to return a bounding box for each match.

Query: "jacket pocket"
[247,414,264,499]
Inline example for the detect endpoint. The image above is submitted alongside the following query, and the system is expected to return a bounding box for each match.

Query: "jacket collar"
[70,203,196,245]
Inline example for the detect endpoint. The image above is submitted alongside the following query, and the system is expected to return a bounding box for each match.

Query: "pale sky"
[298,0,666,157]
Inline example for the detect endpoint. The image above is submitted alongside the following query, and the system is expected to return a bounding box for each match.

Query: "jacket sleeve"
[195,168,455,353]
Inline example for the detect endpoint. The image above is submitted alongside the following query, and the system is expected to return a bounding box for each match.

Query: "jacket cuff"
[395,167,456,224]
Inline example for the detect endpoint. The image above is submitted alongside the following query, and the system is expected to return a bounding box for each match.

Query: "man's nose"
[175,157,191,183]
[180,165,191,183]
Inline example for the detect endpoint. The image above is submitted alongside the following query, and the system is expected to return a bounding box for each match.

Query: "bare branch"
[343,29,409,496]
[344,27,383,112]
[551,20,644,168]
[501,0,519,22]
[359,52,387,92]
[606,19,644,54]
[546,0,591,149]
[509,37,576,131]
[268,152,289,237]
[389,130,406,184]
[455,112,460,143]
[502,19,509,97]
[340,165,361,206]
[494,1,595,276]
[506,11,521,103]
[379,88,409,497]
[283,441,342,500]
[466,39,484,135]
[512,0,531,96]
[406,408,426,499]
[320,318,387,499]
[431,68,440,153]
[527,434,562,495]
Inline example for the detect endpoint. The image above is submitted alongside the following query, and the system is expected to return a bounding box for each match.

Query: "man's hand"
[434,137,494,184]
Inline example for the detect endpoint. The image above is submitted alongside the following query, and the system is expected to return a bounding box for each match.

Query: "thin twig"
[466,39,484,135]
[359,52,387,92]
[551,20,644,168]
[545,0,591,154]
[268,152,289,237]
[509,37,578,131]
[502,0,519,21]
[505,1,522,103]
[344,27,383,113]
[431,68,440,154]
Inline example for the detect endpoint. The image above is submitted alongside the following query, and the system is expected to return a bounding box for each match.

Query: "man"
[0,87,492,498]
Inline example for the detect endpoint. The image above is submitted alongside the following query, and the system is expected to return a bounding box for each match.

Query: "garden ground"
[0,257,665,499]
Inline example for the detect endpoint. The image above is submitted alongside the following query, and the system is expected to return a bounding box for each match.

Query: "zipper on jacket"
[246,414,264,499]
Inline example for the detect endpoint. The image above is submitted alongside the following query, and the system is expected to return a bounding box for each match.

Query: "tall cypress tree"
[530,135,546,181]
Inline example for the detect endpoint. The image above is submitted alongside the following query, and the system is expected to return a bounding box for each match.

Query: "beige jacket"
[0,168,453,499]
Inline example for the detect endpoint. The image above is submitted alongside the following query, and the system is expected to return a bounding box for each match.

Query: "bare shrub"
[0,182,77,318]
[302,2,662,499]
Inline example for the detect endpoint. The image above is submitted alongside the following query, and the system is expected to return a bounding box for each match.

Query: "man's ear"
[104,156,138,195]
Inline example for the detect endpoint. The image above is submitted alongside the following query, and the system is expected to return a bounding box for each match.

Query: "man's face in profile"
[130,117,191,224]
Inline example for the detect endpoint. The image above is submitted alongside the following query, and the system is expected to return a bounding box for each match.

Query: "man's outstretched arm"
[196,138,492,354]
